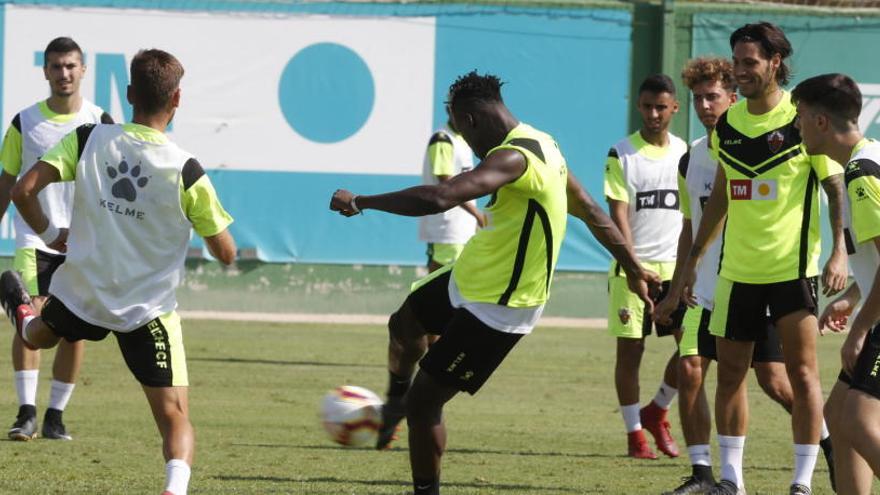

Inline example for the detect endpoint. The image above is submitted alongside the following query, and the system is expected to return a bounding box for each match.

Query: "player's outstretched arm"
[821,173,848,296]
[565,172,659,309]
[11,161,63,246]
[204,229,236,266]
[330,149,526,217]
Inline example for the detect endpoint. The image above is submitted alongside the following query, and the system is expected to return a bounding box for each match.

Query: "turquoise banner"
[0,2,633,271]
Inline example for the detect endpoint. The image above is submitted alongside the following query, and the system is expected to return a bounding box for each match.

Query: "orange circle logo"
[758,183,770,196]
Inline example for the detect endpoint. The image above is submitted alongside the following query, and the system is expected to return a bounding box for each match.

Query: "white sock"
[621,403,641,433]
[688,444,712,467]
[20,315,37,346]
[792,444,819,488]
[165,459,191,495]
[14,369,38,406]
[48,380,75,411]
[718,435,745,488]
[820,421,830,441]
[653,382,677,410]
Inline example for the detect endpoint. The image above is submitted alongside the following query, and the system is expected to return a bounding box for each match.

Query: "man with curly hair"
[331,70,658,495]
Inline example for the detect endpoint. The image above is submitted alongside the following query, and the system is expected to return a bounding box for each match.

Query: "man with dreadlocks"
[330,70,659,495]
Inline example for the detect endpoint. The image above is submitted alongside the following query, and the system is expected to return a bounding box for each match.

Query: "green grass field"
[0,319,850,494]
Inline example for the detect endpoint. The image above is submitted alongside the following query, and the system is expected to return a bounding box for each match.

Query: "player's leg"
[379,266,455,449]
[834,322,880,491]
[771,277,823,494]
[143,386,193,495]
[411,308,522,495]
[825,379,872,494]
[642,272,684,458]
[752,324,835,491]
[405,370,458,495]
[7,250,41,440]
[117,311,192,495]
[776,310,823,493]
[663,307,715,494]
[609,267,655,458]
[708,276,760,494]
[845,390,880,479]
[30,250,82,440]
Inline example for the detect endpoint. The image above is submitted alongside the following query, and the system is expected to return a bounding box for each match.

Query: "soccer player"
[330,71,658,495]
[0,36,113,441]
[796,74,879,495]
[419,105,483,273]
[0,49,235,495]
[678,23,848,495]
[604,74,687,459]
[656,57,833,494]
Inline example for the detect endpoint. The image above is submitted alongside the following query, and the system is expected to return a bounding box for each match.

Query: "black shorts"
[41,296,188,387]
[712,277,817,341]
[406,269,523,395]
[695,308,784,363]
[838,323,880,400]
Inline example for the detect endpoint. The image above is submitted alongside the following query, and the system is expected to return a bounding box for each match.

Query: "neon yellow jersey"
[710,91,843,283]
[452,123,568,307]
[844,138,880,300]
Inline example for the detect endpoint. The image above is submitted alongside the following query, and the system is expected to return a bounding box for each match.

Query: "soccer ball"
[321,385,383,447]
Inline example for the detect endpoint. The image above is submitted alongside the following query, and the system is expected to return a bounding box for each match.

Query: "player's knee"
[678,357,704,388]
[404,390,442,425]
[785,363,819,391]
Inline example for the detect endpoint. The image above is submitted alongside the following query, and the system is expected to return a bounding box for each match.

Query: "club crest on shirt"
[767,130,785,154]
[618,308,631,324]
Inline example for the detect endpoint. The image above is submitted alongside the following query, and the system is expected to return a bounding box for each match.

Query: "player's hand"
[653,294,678,326]
[841,327,867,376]
[330,189,360,217]
[680,263,699,308]
[818,296,854,335]
[47,228,68,253]
[626,269,660,314]
[821,250,848,297]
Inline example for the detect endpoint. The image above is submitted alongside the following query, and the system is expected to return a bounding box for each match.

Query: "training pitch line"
[179,310,605,329]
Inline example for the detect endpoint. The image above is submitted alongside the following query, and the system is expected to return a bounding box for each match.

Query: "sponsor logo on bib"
[730,179,777,200]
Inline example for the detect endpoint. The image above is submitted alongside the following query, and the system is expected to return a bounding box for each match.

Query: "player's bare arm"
[0,171,17,223]
[331,148,526,217]
[682,163,728,300]
[820,173,848,296]
[841,237,880,374]
[436,174,486,227]
[11,161,63,245]
[654,219,694,325]
[204,230,236,266]
[567,172,659,308]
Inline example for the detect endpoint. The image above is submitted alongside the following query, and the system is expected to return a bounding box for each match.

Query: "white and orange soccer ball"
[320,385,383,447]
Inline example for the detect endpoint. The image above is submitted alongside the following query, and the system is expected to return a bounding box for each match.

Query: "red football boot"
[627,429,657,459]
[640,401,680,458]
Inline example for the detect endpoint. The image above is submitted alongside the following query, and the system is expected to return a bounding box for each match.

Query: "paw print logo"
[857,186,867,199]
[106,159,149,202]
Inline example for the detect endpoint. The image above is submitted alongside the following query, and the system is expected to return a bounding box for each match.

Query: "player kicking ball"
[330,71,658,495]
